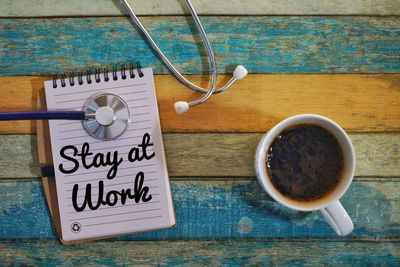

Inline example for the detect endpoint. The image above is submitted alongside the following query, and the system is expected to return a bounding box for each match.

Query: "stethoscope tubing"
[0,93,130,141]
[120,0,218,107]
[0,110,90,121]
[180,0,217,107]
[120,0,247,115]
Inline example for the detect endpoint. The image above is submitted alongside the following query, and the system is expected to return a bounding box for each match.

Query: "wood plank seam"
[1,177,399,183]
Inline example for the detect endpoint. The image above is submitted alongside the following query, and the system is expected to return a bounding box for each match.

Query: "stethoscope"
[120,0,248,114]
[1,93,130,141]
[0,0,247,140]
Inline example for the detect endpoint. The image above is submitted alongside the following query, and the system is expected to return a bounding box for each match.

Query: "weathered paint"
[0,180,398,239]
[0,0,398,263]
[0,240,399,266]
[0,133,398,179]
[2,0,400,16]
[0,75,400,133]
[1,17,399,76]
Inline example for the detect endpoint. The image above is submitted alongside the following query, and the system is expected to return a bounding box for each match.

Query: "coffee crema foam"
[266,124,344,202]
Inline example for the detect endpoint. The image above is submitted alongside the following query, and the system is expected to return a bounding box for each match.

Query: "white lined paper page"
[44,68,175,242]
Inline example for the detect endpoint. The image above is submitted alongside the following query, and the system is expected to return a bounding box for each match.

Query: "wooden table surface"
[0,0,399,265]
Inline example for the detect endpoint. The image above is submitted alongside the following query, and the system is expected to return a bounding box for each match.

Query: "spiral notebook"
[41,66,175,243]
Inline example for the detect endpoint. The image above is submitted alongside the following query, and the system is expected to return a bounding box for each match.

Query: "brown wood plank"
[0,133,398,179]
[0,75,399,133]
[0,240,398,265]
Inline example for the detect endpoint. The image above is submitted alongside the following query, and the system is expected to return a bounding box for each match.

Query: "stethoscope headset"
[0,0,247,140]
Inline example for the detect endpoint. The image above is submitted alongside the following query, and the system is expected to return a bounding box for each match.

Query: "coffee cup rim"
[255,114,355,211]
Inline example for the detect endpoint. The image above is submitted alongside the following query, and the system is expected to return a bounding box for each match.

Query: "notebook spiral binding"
[52,62,144,89]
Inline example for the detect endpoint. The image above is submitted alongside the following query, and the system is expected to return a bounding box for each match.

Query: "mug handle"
[319,200,354,236]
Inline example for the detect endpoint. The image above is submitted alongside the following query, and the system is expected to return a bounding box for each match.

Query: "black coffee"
[266,124,344,202]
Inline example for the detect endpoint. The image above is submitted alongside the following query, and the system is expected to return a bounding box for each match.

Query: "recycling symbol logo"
[71,222,82,233]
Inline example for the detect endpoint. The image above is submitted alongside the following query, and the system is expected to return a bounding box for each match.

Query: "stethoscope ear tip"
[174,101,190,115]
[233,65,248,80]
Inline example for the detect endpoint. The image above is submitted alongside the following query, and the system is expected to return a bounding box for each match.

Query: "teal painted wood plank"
[0,17,399,76]
[0,240,398,266]
[2,0,400,16]
[0,179,398,240]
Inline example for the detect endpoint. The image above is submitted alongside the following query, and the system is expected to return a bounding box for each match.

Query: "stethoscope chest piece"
[83,93,130,140]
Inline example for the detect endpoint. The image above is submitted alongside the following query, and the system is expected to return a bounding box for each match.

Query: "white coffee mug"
[255,114,355,236]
